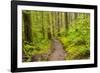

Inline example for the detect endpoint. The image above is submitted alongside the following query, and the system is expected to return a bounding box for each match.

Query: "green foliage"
[23,39,51,61]
[65,45,90,60]
[59,13,90,60]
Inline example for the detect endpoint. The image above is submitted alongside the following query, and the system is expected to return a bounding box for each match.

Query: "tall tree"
[41,11,45,38]
[23,11,32,43]
[65,12,68,31]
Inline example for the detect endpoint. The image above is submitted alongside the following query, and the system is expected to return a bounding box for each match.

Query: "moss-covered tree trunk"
[23,11,32,43]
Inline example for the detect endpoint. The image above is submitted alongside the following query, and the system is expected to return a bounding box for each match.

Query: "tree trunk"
[23,11,32,43]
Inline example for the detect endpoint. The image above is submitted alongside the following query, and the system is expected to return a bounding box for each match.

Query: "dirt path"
[48,38,66,61]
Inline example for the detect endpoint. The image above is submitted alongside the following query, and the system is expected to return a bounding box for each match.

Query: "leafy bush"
[59,13,90,60]
[23,39,51,62]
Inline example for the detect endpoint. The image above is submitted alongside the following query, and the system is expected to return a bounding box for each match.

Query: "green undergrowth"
[59,14,90,60]
[23,39,51,62]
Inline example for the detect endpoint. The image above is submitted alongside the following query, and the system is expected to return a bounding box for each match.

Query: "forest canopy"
[22,10,90,62]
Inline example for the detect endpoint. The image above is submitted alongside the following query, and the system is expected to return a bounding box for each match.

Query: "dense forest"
[22,10,90,62]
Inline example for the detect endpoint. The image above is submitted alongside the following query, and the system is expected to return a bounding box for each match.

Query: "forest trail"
[48,38,66,61]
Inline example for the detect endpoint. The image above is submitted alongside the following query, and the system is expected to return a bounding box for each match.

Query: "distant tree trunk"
[74,13,78,20]
[55,12,58,37]
[60,12,66,36]
[48,12,52,40]
[41,12,45,38]
[59,12,62,35]
[43,12,48,39]
[52,12,55,37]
[65,13,68,30]
[57,12,60,36]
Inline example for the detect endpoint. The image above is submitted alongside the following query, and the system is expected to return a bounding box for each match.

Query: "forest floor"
[23,38,67,62]
[48,38,67,61]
